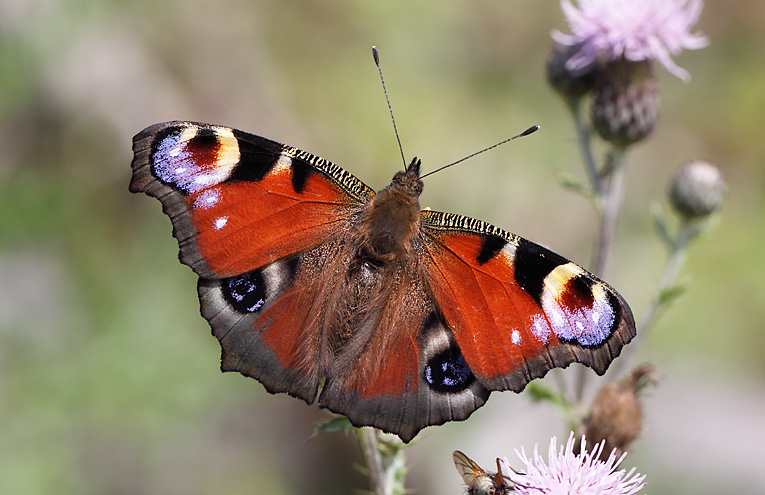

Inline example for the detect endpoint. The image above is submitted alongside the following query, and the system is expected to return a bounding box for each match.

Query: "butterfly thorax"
[361,158,423,263]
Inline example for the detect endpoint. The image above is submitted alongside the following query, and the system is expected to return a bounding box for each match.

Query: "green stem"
[357,428,389,495]
[592,148,627,278]
[659,222,695,290]
[612,220,698,377]
[569,100,602,197]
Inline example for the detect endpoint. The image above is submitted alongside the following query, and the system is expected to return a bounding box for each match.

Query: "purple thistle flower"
[552,0,708,81]
[501,433,646,495]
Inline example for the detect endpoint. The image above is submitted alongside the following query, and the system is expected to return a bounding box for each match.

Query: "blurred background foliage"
[0,0,763,494]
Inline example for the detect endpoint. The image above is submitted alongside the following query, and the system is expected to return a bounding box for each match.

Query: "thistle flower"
[552,0,708,82]
[549,0,708,147]
[502,433,645,495]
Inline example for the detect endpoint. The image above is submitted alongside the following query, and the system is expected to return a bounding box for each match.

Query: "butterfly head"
[390,157,424,197]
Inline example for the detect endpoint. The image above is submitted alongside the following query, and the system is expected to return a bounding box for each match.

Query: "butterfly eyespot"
[151,126,239,194]
[424,348,474,393]
[221,271,267,314]
[537,265,618,347]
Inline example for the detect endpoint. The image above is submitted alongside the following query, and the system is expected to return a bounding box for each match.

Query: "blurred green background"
[1,0,763,494]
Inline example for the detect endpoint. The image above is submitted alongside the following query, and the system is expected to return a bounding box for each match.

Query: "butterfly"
[130,121,635,442]
[453,450,514,495]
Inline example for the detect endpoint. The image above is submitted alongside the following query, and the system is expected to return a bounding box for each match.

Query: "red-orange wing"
[130,121,372,279]
[131,121,374,404]
[420,210,636,392]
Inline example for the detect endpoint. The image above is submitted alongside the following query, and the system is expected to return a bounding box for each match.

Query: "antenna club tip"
[372,46,380,65]
[521,125,540,137]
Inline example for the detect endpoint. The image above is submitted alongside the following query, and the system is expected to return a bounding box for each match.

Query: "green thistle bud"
[669,161,727,219]
[591,59,660,148]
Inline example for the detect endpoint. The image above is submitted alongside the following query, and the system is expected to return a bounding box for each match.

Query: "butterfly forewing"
[131,121,372,279]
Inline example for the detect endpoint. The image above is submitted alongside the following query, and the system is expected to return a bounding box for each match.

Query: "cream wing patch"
[540,263,615,346]
[152,126,240,194]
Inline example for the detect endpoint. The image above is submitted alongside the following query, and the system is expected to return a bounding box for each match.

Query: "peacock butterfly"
[130,120,635,442]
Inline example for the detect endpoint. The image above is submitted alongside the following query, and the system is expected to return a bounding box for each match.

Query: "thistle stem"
[356,427,407,495]
[658,221,695,290]
[592,148,627,278]
[612,220,698,377]
[569,100,602,197]
[357,428,389,495]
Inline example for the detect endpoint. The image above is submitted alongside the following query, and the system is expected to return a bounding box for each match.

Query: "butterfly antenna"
[419,125,540,180]
[372,46,407,170]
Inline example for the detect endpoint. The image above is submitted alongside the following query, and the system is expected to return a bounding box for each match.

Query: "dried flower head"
[583,365,659,461]
[552,0,708,82]
[502,433,646,495]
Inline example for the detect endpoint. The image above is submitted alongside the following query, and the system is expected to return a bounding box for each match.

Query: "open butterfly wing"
[131,121,373,402]
[420,210,635,392]
[131,121,373,278]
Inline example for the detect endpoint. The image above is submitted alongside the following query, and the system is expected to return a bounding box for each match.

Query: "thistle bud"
[591,59,660,148]
[669,161,727,219]
[546,42,596,104]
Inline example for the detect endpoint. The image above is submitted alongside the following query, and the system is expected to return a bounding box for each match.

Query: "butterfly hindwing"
[316,257,489,441]
[420,210,635,392]
[198,245,340,404]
